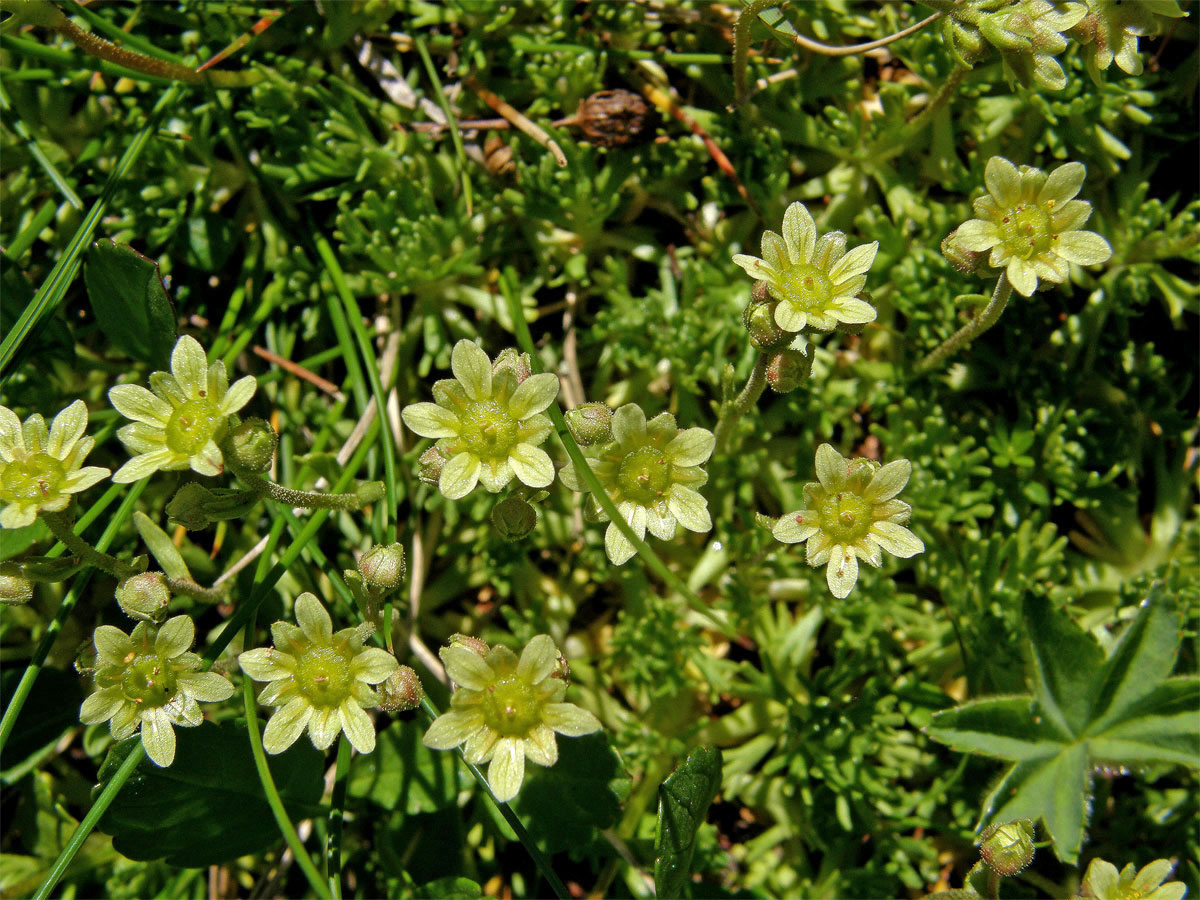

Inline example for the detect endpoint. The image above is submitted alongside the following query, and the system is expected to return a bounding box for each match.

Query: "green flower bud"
[357,543,407,596]
[492,347,533,384]
[765,349,813,393]
[115,571,171,623]
[977,819,1035,877]
[0,572,34,605]
[417,446,448,486]
[448,633,489,658]
[224,418,277,474]
[490,495,539,540]
[743,283,791,350]
[166,482,259,530]
[354,480,386,506]
[565,402,613,446]
[942,230,986,275]
[378,665,424,712]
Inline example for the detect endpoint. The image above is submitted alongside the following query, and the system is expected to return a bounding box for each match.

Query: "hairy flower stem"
[917,272,1013,373]
[164,576,226,603]
[40,510,140,579]
[713,351,769,451]
[234,468,383,512]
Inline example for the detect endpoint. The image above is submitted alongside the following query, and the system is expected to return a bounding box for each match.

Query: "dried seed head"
[575,89,656,148]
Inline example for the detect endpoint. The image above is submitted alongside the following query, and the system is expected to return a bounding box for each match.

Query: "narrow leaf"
[132,512,191,581]
[655,745,722,899]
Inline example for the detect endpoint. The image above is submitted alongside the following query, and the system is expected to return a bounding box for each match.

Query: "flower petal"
[825,545,859,599]
[953,219,1002,252]
[295,593,332,642]
[772,510,819,544]
[80,686,127,724]
[782,202,816,263]
[523,723,559,767]
[155,615,194,658]
[508,373,560,419]
[814,444,846,490]
[450,340,492,401]
[828,241,878,282]
[1055,230,1112,266]
[870,521,925,558]
[61,466,111,494]
[830,298,877,325]
[308,706,341,750]
[93,625,134,663]
[0,406,22,458]
[339,699,376,753]
[440,452,480,500]
[141,708,177,766]
[262,698,313,754]
[463,724,499,763]
[220,376,257,416]
[171,336,210,399]
[668,485,711,533]
[178,671,235,702]
[239,647,294,681]
[509,443,554,489]
[1005,258,1038,297]
[760,231,786,270]
[611,404,647,445]
[984,156,1021,207]
[478,458,514,493]
[423,708,486,749]
[441,644,496,691]
[863,459,911,503]
[47,401,88,459]
[604,521,636,565]
[487,737,526,802]
[109,384,172,426]
[645,503,676,540]
[402,402,460,439]
[352,647,399,684]
[665,428,715,467]
[1038,161,1085,205]
[516,635,557,685]
[543,702,602,736]
[773,302,808,333]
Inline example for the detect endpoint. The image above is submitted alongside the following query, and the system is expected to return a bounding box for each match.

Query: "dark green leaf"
[95,720,324,866]
[84,240,176,368]
[347,719,468,814]
[183,213,236,272]
[0,668,83,766]
[514,731,630,855]
[926,696,1058,760]
[1023,595,1104,737]
[655,745,722,899]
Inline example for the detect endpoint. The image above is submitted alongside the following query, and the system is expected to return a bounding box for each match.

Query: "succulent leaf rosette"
[950,156,1112,297]
[79,615,234,767]
[401,340,560,499]
[561,404,714,565]
[108,335,257,482]
[238,593,399,754]
[772,443,924,598]
[422,635,601,802]
[0,401,110,528]
[733,201,878,334]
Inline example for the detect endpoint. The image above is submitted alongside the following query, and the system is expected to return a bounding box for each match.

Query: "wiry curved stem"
[917,272,1014,373]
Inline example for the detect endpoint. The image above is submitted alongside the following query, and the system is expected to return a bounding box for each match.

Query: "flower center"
[165,399,221,456]
[999,204,1054,259]
[772,263,832,310]
[818,492,873,544]
[458,401,519,460]
[482,676,543,737]
[122,655,180,709]
[294,644,355,708]
[617,446,671,505]
[0,453,67,504]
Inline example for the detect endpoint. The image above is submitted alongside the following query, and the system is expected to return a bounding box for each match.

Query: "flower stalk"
[917,272,1014,373]
[713,351,770,451]
[40,509,142,579]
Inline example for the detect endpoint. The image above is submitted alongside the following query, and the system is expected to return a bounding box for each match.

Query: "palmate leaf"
[927,585,1199,864]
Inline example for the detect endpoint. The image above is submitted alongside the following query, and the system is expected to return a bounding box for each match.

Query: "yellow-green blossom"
[733,201,878,334]
[401,340,559,499]
[238,593,399,754]
[79,615,234,767]
[109,335,257,483]
[1070,0,1186,77]
[1080,858,1186,900]
[422,635,601,802]
[0,401,110,528]
[772,443,924,598]
[950,156,1112,297]
[561,404,714,565]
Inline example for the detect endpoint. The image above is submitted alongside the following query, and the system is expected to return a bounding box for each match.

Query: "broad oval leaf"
[654,745,722,899]
[95,719,323,867]
[84,240,177,369]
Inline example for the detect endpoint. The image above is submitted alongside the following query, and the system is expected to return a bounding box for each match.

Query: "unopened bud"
[447,633,489,658]
[575,89,656,148]
[418,446,448,486]
[765,349,813,393]
[115,571,171,623]
[492,348,533,384]
[357,543,406,596]
[0,573,34,605]
[491,496,538,540]
[565,402,613,446]
[225,418,277,474]
[942,230,986,275]
[379,665,424,712]
[355,480,386,506]
[977,819,1035,877]
[166,482,259,530]
[743,292,790,351]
